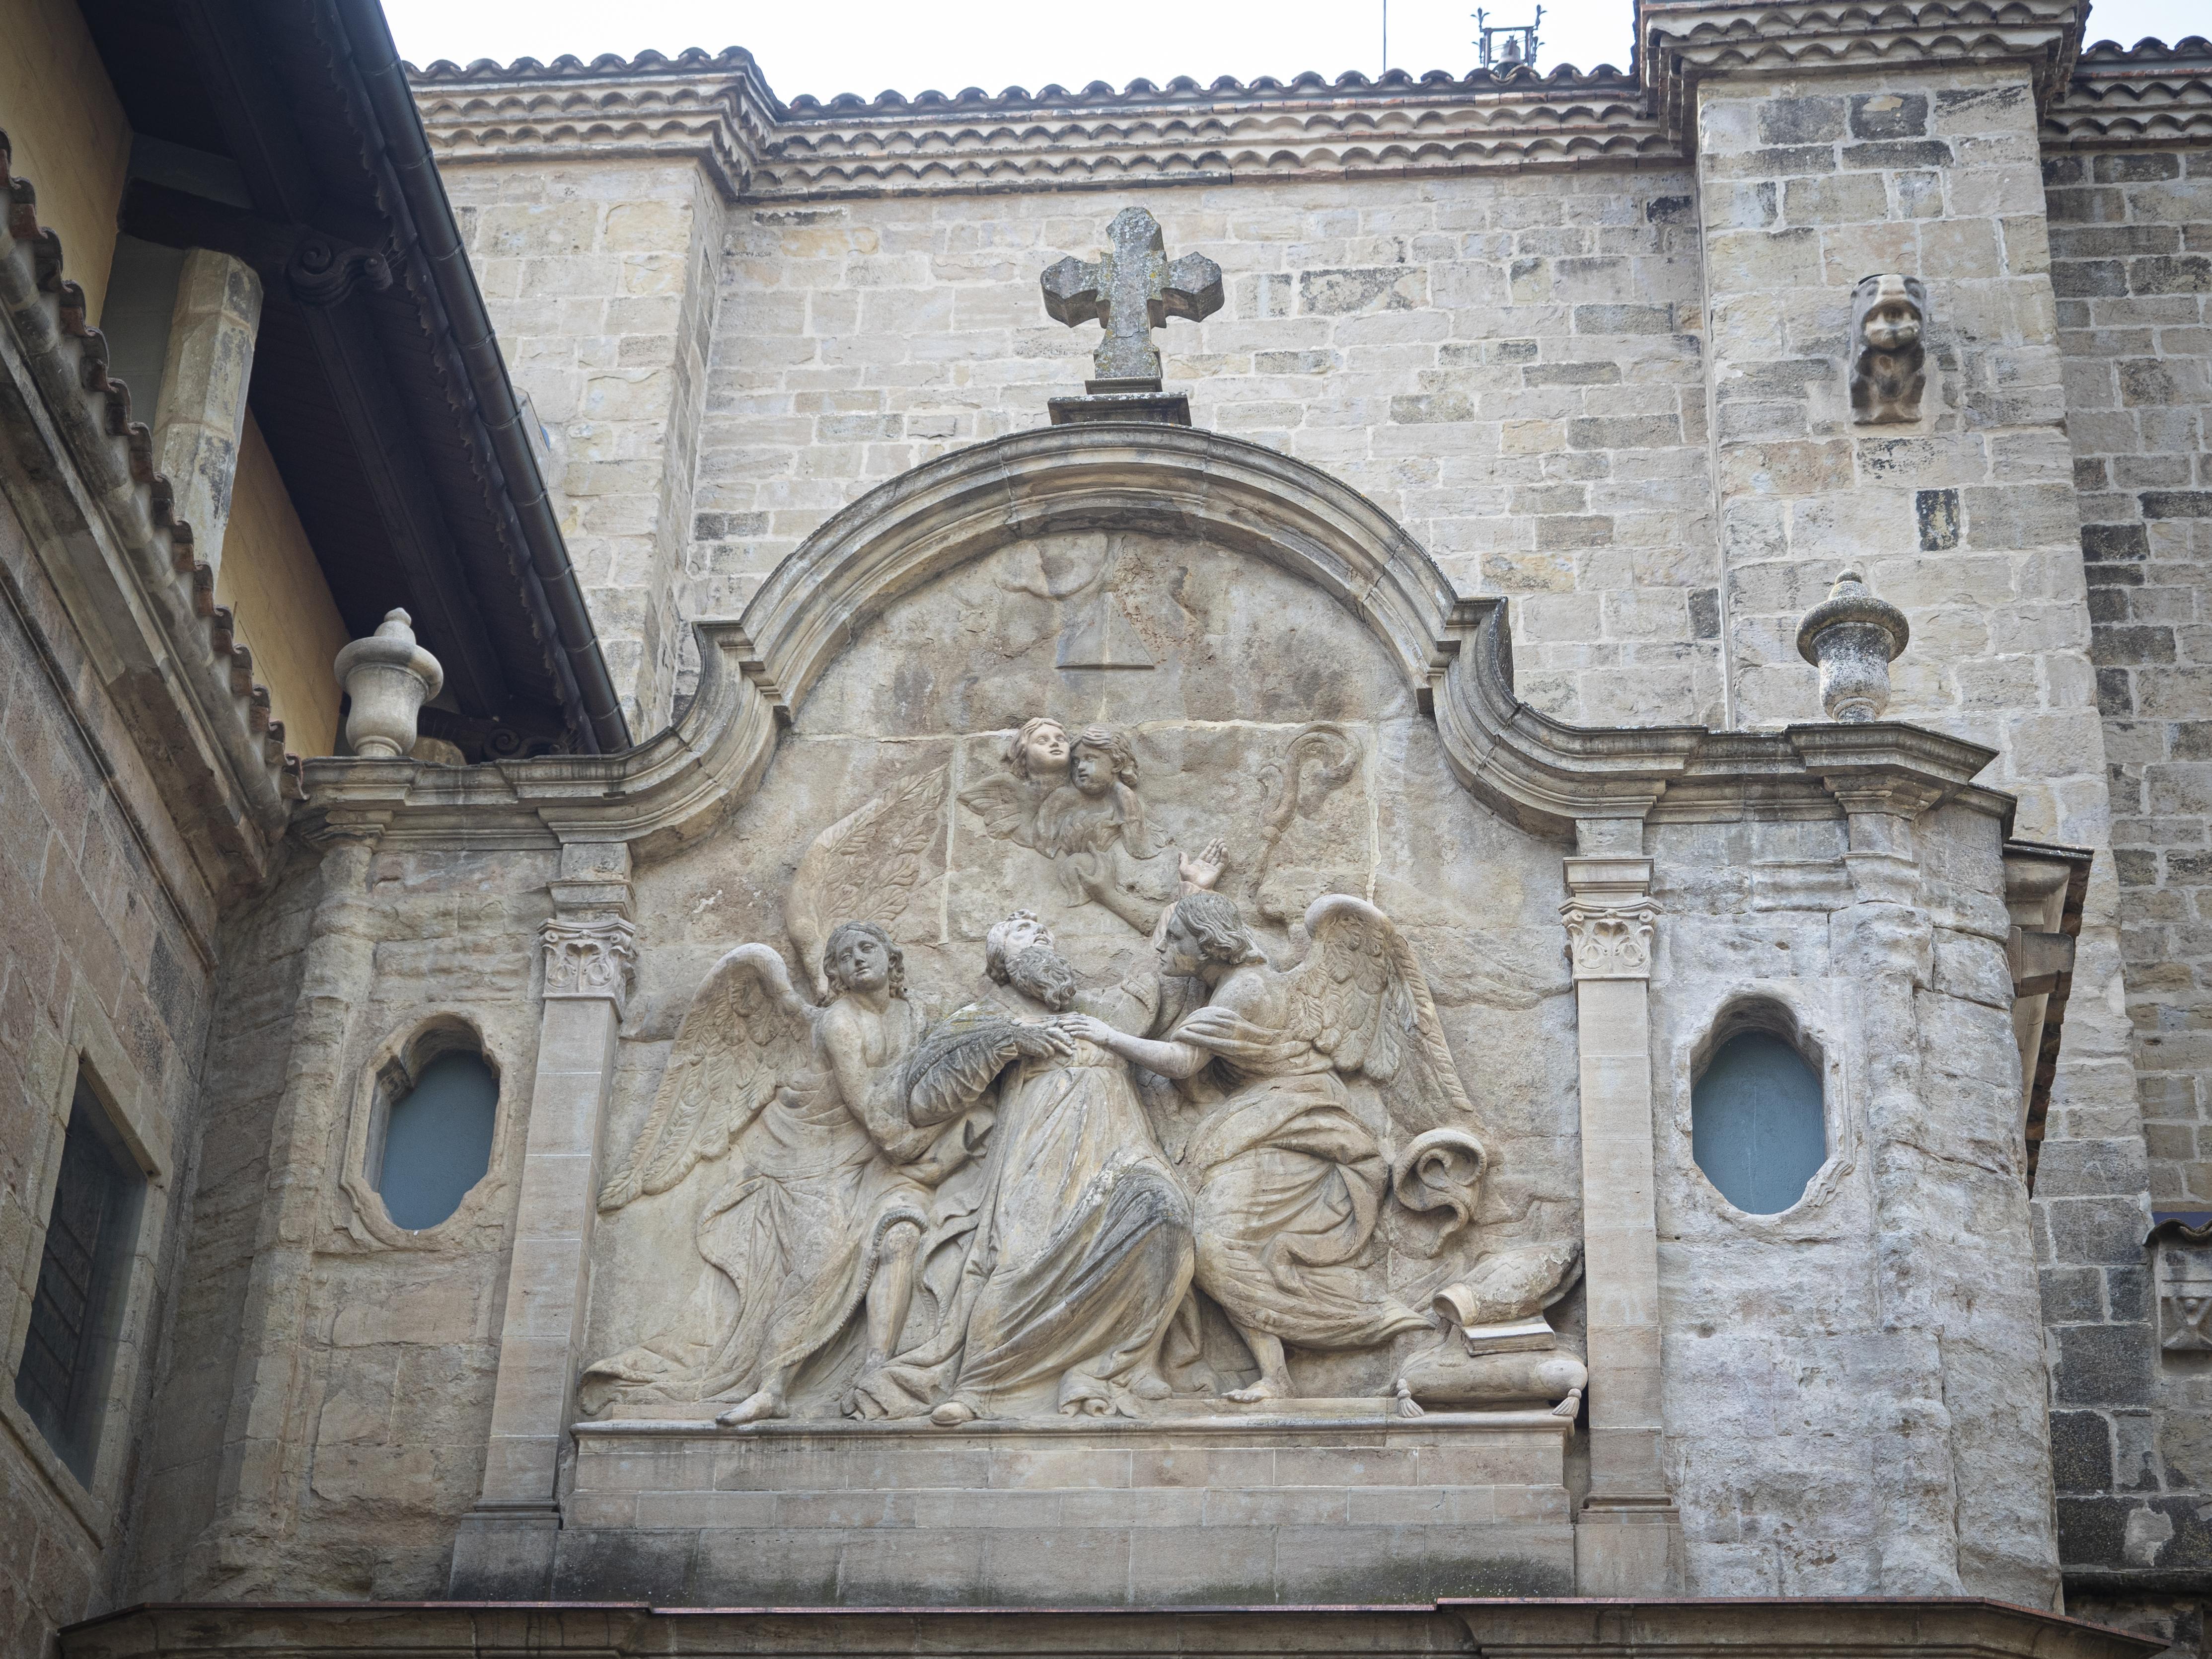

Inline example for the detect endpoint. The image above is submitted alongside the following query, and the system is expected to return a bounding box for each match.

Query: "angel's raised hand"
[1179,838,1230,890]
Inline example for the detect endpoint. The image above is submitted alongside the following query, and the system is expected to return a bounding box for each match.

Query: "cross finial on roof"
[1040,206,1224,388]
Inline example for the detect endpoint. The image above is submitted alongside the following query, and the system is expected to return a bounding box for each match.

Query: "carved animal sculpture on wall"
[1849,273,1928,424]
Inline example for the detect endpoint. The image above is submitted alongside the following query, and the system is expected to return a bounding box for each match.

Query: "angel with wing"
[1054,891,1489,1403]
[580,922,1061,1425]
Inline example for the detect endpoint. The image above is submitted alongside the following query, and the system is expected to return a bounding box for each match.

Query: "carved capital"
[1562,854,1658,981]
[1562,898,1660,981]
[539,916,638,1009]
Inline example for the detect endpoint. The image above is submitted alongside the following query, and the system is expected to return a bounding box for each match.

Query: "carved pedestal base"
[555,1410,1575,1605]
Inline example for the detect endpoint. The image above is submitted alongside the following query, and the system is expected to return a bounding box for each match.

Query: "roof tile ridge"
[0,128,301,816]
[775,61,1640,122]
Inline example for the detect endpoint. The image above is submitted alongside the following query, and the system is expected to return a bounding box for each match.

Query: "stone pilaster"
[1562,840,1685,1594]
[1801,737,2062,1604]
[452,844,635,1598]
[210,827,382,1585]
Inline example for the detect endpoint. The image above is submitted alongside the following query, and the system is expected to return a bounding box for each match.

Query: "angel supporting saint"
[1057,891,1486,1404]
[579,922,1067,1424]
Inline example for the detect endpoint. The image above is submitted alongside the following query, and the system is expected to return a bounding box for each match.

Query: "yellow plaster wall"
[0,0,132,324]
[217,412,349,758]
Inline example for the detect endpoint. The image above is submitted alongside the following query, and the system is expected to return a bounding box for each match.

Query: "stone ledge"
[61,1598,2170,1659]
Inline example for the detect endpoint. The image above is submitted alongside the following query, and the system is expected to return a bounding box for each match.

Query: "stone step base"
[552,1409,1574,1606]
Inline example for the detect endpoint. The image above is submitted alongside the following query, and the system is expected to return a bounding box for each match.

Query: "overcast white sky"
[387,0,2203,101]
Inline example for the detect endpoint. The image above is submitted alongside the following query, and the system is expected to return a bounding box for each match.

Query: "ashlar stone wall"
[2048,142,2212,1592]
[446,161,723,738]
[676,171,1724,736]
[126,845,560,1604]
[0,491,217,1652]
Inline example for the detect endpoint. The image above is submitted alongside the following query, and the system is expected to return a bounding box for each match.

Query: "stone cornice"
[408,55,1679,198]
[300,423,2011,855]
[1638,0,2088,142]
[2044,34,2212,149]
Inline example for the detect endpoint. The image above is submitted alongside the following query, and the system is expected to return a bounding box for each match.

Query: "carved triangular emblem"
[1056,591,1155,670]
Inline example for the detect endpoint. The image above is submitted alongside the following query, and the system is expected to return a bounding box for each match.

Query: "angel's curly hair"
[823,920,906,999]
[1169,892,1264,966]
[1071,725,1140,789]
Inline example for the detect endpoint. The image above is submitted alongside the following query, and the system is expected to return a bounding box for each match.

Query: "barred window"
[14,1076,144,1485]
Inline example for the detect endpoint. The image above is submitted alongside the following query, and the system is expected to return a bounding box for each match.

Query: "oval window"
[1691,1030,1826,1215]
[375,1050,498,1229]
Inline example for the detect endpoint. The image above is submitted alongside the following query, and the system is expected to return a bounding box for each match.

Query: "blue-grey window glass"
[1691,1031,1826,1215]
[15,1078,144,1484]
[376,1051,498,1229]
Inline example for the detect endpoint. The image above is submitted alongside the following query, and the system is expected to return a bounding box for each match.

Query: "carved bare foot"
[1224,1378,1286,1405]
[715,1389,785,1427]
[930,1398,979,1427]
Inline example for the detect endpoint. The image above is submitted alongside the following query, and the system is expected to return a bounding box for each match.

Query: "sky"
[386,0,2205,101]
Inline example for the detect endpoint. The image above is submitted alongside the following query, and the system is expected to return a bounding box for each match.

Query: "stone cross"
[1041,206,1224,386]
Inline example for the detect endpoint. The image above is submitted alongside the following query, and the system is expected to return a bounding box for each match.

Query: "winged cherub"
[580,922,1066,1424]
[1056,891,1489,1403]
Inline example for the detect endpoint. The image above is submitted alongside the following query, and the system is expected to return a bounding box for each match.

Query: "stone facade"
[6,5,2212,1659]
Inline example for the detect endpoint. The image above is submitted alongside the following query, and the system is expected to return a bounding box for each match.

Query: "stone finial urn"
[334,608,444,757]
[1796,570,1909,723]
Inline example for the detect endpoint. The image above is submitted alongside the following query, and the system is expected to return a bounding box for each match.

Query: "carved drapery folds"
[540,916,638,1008]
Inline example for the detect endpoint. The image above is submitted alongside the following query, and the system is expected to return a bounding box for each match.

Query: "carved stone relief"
[1849,273,1928,424]
[2158,1241,2212,1353]
[581,529,1580,1425]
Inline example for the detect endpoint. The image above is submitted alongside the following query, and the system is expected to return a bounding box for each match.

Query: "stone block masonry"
[446,162,723,736]
[2048,142,2212,1597]
[687,175,1723,733]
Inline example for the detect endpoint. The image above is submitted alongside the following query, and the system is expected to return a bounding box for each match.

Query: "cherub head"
[1068,725,1139,798]
[1159,891,1264,979]
[823,920,905,1000]
[1004,717,1072,783]
[984,910,1055,984]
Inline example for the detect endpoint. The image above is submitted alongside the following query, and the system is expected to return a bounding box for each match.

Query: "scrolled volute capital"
[539,916,639,1008]
[1561,897,1660,980]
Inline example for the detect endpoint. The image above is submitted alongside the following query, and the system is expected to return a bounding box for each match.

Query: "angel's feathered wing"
[597,945,813,1212]
[1287,894,1490,1249]
[786,763,949,999]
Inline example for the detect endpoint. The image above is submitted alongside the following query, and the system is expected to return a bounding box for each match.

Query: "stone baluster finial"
[334,608,444,757]
[1796,570,1909,724]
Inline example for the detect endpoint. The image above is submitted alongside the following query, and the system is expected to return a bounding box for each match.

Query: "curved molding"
[301,424,2008,852]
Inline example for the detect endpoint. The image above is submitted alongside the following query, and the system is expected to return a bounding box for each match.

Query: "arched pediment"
[300,423,2002,851]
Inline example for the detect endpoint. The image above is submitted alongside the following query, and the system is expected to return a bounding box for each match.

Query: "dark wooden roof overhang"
[81,0,630,755]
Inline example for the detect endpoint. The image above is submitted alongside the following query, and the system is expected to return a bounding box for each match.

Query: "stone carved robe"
[858,980,1194,1418]
[580,956,978,1416]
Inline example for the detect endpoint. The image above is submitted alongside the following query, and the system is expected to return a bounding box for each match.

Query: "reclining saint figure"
[851,912,1198,1423]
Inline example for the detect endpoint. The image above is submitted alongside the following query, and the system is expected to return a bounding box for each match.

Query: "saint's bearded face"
[1006,945,1079,1013]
